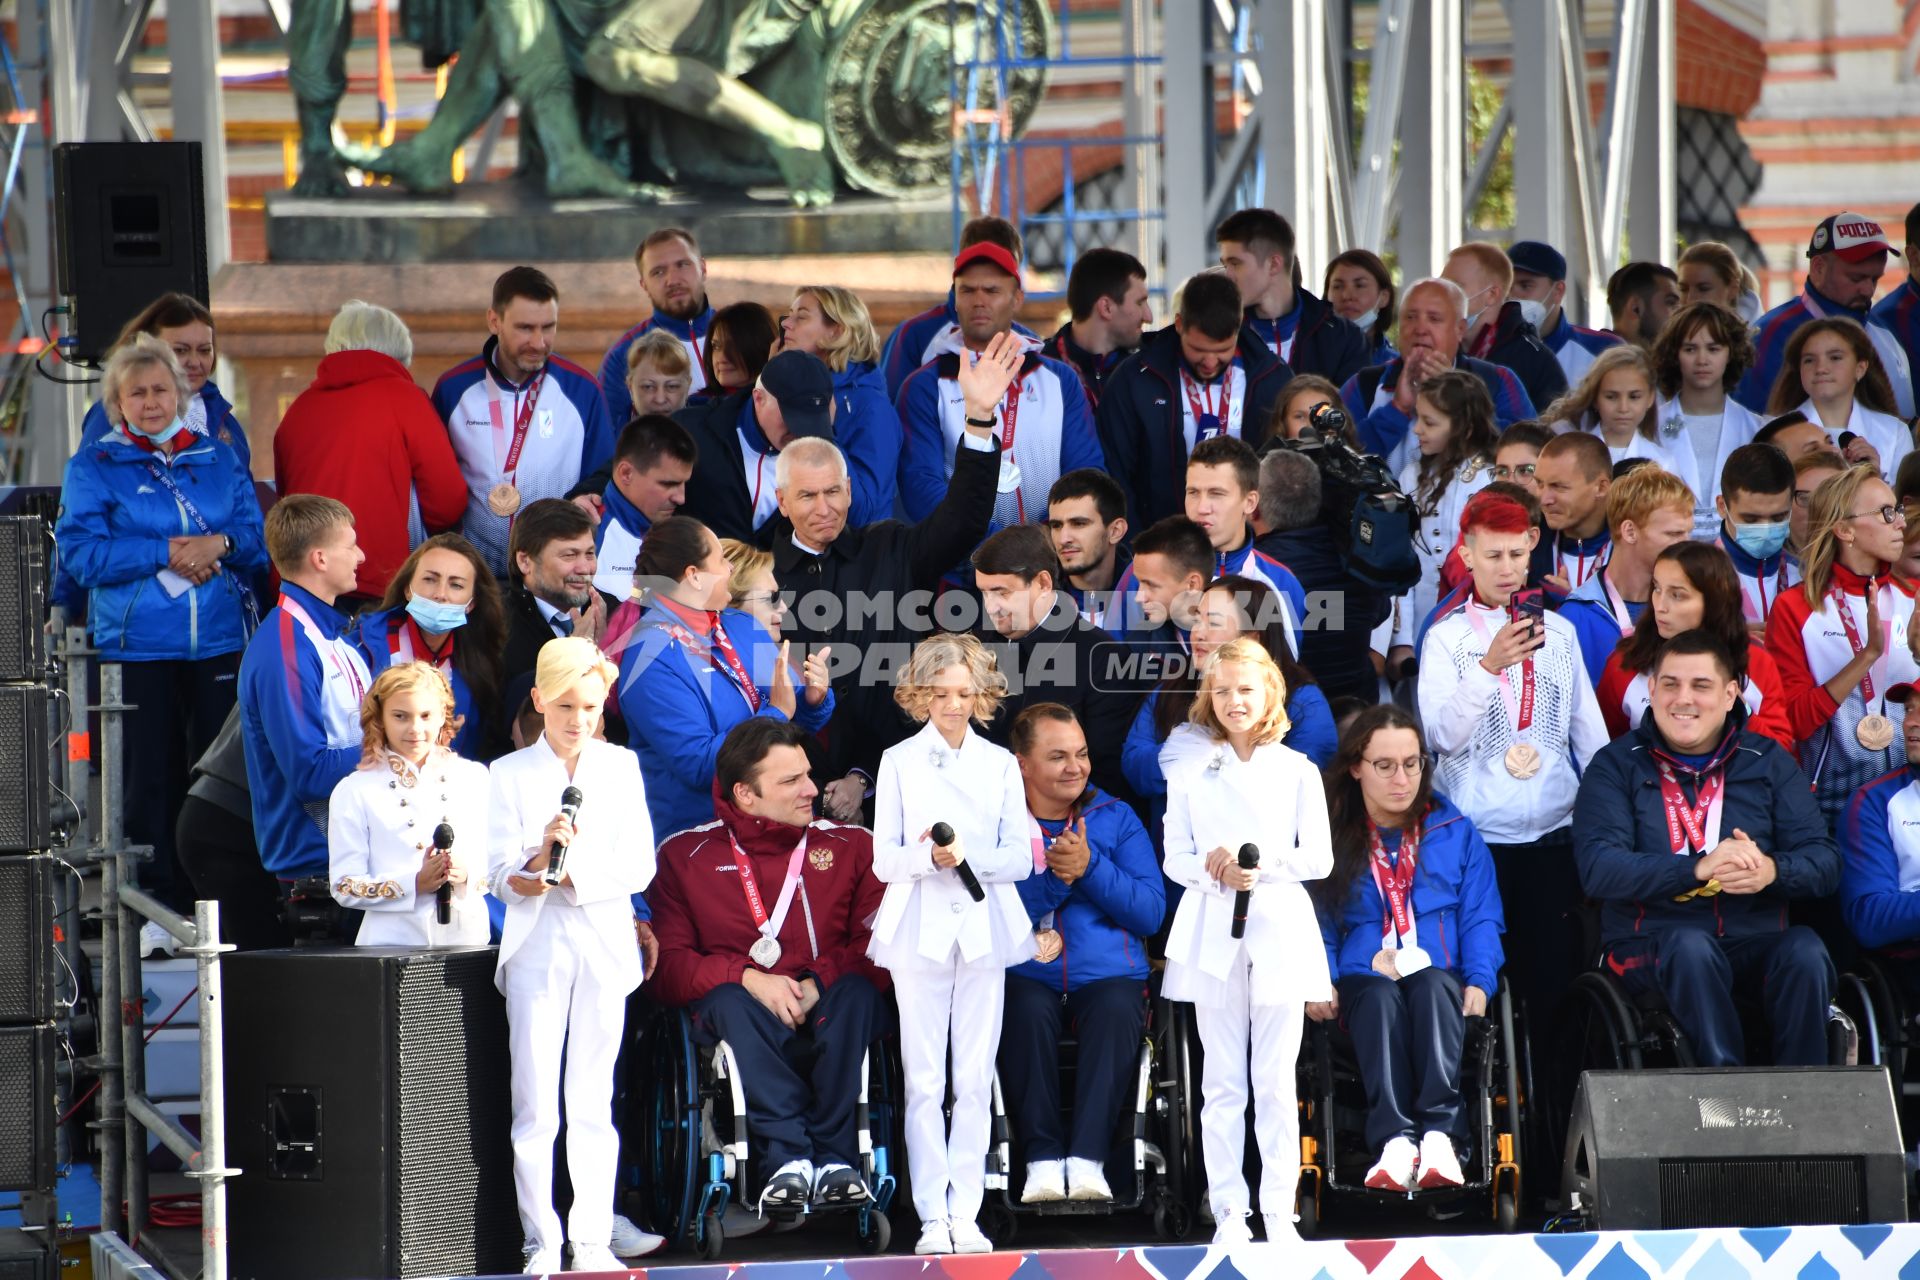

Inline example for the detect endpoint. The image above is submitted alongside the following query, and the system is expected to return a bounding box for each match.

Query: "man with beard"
[502,499,618,686]
[1605,261,1683,352]
[1739,212,1916,416]
[1045,469,1131,632]
[600,229,717,427]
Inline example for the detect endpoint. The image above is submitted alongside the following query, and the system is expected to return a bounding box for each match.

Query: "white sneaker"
[914,1219,952,1255]
[1065,1156,1112,1200]
[607,1214,664,1259]
[139,920,177,958]
[950,1220,993,1254]
[1021,1159,1066,1202]
[1263,1212,1301,1246]
[1417,1131,1465,1189]
[521,1244,561,1274]
[1365,1135,1419,1191]
[1211,1212,1254,1246]
[566,1243,624,1272]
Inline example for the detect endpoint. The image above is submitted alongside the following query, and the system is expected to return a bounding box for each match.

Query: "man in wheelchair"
[649,718,890,1211]
[1573,630,1839,1066]
[998,704,1165,1204]
[1841,683,1920,991]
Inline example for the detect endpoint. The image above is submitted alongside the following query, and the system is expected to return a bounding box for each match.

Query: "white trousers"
[1191,955,1305,1222]
[890,953,1007,1226]
[502,910,630,1253]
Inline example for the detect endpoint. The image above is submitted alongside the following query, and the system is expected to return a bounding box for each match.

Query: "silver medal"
[1394,945,1431,977]
[749,934,782,969]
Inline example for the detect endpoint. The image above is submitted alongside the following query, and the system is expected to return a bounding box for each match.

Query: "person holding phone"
[1417,490,1608,1020]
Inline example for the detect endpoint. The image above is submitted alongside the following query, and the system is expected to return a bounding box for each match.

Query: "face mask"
[1729,520,1791,560]
[406,594,471,634]
[1464,288,1496,332]
[140,415,187,445]
[1515,299,1549,330]
[1350,307,1379,333]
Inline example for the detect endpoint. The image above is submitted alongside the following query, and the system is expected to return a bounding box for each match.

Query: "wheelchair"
[1294,980,1527,1235]
[976,984,1204,1245]
[628,1004,902,1260]
[1835,956,1920,1146]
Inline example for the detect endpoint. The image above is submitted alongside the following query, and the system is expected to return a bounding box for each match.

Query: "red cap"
[1887,682,1918,704]
[953,242,1021,280]
[1807,212,1894,264]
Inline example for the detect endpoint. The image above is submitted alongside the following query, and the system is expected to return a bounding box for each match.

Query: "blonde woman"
[326,661,493,945]
[720,538,786,639]
[1161,637,1333,1248]
[625,328,694,419]
[1767,464,1920,818]
[870,632,1032,1256]
[1541,346,1699,495]
[779,284,897,522]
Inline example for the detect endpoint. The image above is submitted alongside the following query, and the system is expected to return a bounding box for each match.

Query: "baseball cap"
[954,242,1021,279]
[1508,241,1567,283]
[1807,212,1894,263]
[758,350,834,439]
[1887,682,1918,705]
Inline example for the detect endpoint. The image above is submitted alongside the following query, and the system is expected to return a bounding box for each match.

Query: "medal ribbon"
[484,365,547,482]
[1026,812,1057,932]
[281,595,368,707]
[1464,604,1536,734]
[1181,366,1234,443]
[661,617,763,713]
[1655,760,1725,858]
[1722,536,1790,625]
[1830,583,1892,705]
[1600,570,1636,636]
[998,372,1027,522]
[1367,821,1421,949]
[728,831,808,949]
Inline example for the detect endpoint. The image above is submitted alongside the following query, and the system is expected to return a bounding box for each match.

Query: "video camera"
[1265,403,1420,594]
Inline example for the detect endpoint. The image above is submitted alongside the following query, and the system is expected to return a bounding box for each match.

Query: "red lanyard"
[484,366,546,480]
[1720,536,1790,624]
[388,616,452,670]
[1465,604,1536,730]
[1181,368,1233,442]
[727,831,807,934]
[1831,584,1891,703]
[1000,375,1027,522]
[662,617,762,713]
[1556,537,1595,587]
[1656,760,1724,857]
[1367,821,1421,945]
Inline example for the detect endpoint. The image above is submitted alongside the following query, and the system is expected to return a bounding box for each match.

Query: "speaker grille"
[0,686,50,852]
[0,519,45,683]
[392,951,519,1278]
[1658,1155,1868,1228]
[0,1025,54,1191]
[0,856,52,1023]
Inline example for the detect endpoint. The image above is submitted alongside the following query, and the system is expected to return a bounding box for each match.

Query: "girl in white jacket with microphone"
[871,632,1032,1256]
[1161,636,1334,1247]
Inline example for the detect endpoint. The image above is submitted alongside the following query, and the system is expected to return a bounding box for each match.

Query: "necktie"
[552,613,573,637]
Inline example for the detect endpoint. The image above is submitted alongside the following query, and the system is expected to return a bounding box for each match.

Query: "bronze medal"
[1858,713,1896,752]
[1504,743,1542,780]
[486,482,522,517]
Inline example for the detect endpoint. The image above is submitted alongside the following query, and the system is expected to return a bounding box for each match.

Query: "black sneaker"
[812,1163,870,1206]
[760,1170,811,1209]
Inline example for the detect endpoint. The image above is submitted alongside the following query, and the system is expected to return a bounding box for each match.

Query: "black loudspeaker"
[224,947,519,1280]
[0,1229,52,1280]
[51,141,209,363]
[0,518,45,681]
[0,685,49,853]
[0,1024,55,1192]
[0,855,53,1024]
[1561,1067,1908,1229]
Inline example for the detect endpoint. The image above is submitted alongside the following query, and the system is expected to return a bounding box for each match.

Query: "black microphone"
[543,787,585,886]
[432,822,455,925]
[1230,843,1259,939]
[930,821,985,903]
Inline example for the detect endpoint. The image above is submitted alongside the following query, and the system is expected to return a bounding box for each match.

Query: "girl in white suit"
[871,632,1032,1256]
[488,637,656,1275]
[1161,637,1334,1247]
[327,661,492,945]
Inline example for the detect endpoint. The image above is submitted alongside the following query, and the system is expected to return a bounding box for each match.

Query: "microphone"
[543,786,585,887]
[930,821,985,903]
[1230,843,1259,940]
[432,822,455,925]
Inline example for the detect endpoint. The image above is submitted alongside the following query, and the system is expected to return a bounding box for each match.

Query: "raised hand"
[956,330,1026,421]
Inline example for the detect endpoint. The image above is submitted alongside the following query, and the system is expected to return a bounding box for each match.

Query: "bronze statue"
[288,0,1051,208]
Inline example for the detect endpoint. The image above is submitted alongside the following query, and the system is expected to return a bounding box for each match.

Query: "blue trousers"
[1605,927,1835,1067]
[1337,967,1467,1152]
[691,973,885,1171]
[997,974,1146,1164]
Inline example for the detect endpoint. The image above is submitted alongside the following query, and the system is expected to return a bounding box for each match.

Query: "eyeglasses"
[1792,490,1814,509]
[1847,505,1906,526]
[1492,463,1537,480]
[1361,756,1425,778]
[739,591,781,608]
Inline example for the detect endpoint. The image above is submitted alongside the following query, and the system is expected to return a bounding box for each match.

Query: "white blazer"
[870,721,1033,968]
[328,750,495,947]
[1796,396,1914,483]
[487,735,656,992]
[1159,732,1334,1007]
[1654,395,1763,541]
[1393,454,1494,650]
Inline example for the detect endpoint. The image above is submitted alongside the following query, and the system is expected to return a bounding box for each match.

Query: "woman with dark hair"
[1767,316,1909,481]
[351,532,509,761]
[704,302,779,394]
[1309,704,1503,1193]
[1324,249,1397,366]
[614,514,833,835]
[1596,541,1793,747]
[1650,301,1764,540]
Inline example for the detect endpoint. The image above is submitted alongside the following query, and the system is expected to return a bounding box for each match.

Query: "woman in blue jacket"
[778,285,900,524]
[1309,704,1504,1195]
[57,334,267,916]
[998,703,1165,1204]
[1121,573,1338,850]
[615,515,833,838]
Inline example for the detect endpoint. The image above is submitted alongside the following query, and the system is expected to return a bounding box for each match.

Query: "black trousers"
[997,974,1146,1165]
[1488,828,1583,1024]
[120,656,239,911]
[1338,968,1467,1152]
[691,974,886,1172]
[1606,928,1835,1067]
[174,795,291,952]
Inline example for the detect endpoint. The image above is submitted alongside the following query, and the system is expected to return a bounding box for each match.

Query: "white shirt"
[328,751,494,947]
[1392,454,1493,650]
[487,734,656,991]
[869,721,1033,967]
[1797,397,1913,484]
[1177,363,1249,452]
[1417,599,1609,843]
[1159,732,1333,1007]
[1655,395,1764,541]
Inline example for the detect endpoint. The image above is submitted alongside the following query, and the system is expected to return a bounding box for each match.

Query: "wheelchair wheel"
[856,1207,892,1253]
[1150,999,1202,1228]
[979,1201,1017,1248]
[1496,1189,1519,1233]
[1294,1190,1318,1238]
[698,1209,724,1261]
[632,1008,701,1244]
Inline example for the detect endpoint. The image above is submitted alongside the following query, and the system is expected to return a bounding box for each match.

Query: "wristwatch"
[964,413,997,429]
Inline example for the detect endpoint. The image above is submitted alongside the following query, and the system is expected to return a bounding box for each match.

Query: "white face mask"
[1515,299,1549,330]
[1351,307,1379,333]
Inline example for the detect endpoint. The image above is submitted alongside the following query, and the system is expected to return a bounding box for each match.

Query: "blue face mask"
[405,594,471,634]
[1729,520,1791,560]
[139,415,187,445]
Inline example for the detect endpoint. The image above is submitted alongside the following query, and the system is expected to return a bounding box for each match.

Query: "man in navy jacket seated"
[997,704,1164,1204]
[1573,630,1839,1066]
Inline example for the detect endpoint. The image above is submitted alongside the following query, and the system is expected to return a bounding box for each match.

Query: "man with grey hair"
[1253,447,1390,703]
[1338,276,1536,471]
[274,300,468,600]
